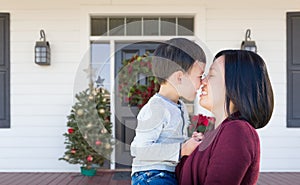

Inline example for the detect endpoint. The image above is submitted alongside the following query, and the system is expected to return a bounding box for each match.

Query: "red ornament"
[87,155,93,162]
[71,149,76,154]
[68,128,74,134]
[95,140,102,146]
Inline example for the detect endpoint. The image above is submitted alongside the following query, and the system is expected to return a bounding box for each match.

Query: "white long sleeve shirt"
[131,93,190,175]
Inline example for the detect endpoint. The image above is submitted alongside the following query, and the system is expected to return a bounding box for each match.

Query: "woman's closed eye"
[200,73,207,81]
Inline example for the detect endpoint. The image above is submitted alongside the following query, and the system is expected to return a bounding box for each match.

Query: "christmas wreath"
[118,53,160,109]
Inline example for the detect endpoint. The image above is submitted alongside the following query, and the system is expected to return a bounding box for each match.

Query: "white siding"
[0,1,82,172]
[0,0,299,172]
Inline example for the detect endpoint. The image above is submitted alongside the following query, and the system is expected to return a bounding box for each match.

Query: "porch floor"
[0,171,299,185]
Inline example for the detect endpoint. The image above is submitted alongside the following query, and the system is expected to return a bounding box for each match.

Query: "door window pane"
[123,50,139,60]
[161,18,176,36]
[91,43,111,90]
[0,73,5,119]
[178,18,194,35]
[91,18,107,36]
[143,18,159,36]
[126,18,142,36]
[109,18,124,36]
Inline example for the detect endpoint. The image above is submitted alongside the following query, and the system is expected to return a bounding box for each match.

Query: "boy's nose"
[201,76,208,84]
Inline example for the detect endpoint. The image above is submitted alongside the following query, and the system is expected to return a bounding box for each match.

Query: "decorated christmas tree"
[59,81,113,175]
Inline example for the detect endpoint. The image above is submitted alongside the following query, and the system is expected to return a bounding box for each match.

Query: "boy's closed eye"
[199,73,206,82]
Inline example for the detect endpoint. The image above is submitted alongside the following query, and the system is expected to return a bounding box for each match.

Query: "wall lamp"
[241,29,257,53]
[35,29,50,65]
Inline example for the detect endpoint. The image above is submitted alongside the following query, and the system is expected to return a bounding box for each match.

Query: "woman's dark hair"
[214,50,274,129]
[152,38,206,84]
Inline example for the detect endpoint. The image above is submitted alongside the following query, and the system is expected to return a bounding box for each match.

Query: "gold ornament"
[77,109,84,116]
[101,129,107,134]
[64,155,70,160]
[88,95,94,100]
[99,109,105,114]
[86,123,93,128]
[105,143,111,149]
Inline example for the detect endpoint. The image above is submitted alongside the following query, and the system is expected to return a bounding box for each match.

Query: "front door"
[114,42,159,168]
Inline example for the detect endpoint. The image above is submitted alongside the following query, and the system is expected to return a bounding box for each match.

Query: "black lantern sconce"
[35,29,50,65]
[241,29,257,53]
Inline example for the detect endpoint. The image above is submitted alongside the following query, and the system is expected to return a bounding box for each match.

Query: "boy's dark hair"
[152,38,206,84]
[214,50,274,129]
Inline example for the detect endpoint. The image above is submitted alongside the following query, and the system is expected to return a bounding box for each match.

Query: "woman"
[176,50,274,185]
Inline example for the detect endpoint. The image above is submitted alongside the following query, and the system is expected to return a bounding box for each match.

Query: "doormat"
[112,171,131,180]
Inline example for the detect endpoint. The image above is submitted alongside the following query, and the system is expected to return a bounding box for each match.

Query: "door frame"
[81,5,206,169]
[91,37,203,169]
[92,38,200,169]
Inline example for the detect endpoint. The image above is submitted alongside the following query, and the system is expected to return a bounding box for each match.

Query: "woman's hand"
[181,138,201,157]
[192,132,204,141]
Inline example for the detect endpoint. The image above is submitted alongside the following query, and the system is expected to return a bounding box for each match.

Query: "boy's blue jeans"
[131,170,178,185]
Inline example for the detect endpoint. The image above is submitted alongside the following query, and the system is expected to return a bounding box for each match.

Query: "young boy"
[131,38,207,185]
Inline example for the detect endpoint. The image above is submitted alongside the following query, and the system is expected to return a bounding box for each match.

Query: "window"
[0,13,10,128]
[287,12,300,127]
[91,16,194,36]
[91,43,111,91]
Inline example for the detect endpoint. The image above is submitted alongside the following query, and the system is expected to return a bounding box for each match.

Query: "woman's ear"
[229,101,237,114]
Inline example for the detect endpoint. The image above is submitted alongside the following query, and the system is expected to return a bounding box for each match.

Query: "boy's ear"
[175,71,184,84]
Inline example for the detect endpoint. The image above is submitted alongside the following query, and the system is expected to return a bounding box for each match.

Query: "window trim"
[91,16,195,37]
[287,12,300,127]
[0,13,10,128]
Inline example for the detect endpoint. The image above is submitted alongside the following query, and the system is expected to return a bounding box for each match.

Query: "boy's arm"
[131,103,181,162]
[132,133,181,162]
